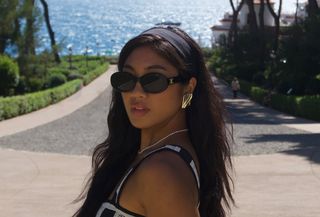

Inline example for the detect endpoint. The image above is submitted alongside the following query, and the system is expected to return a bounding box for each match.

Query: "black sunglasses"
[111,71,185,93]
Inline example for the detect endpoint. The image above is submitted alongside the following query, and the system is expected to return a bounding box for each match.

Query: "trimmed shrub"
[296,95,320,121]
[235,79,320,121]
[270,94,298,115]
[28,77,44,92]
[269,94,320,121]
[243,89,320,121]
[49,68,70,77]
[0,79,82,120]
[68,73,84,81]
[251,86,268,104]
[0,55,19,96]
[47,73,67,88]
[83,63,109,85]
[0,60,109,120]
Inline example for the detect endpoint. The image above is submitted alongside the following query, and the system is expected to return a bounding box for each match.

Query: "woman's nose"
[130,81,147,97]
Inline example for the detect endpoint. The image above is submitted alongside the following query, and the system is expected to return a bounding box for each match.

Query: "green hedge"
[269,94,299,115]
[251,86,269,104]
[0,62,109,121]
[83,63,109,85]
[237,79,320,121]
[270,94,320,121]
[0,79,82,120]
[297,95,320,121]
[240,81,268,104]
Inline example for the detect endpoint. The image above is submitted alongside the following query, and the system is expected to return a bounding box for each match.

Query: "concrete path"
[0,149,90,217]
[1,149,319,217]
[232,153,320,217]
[0,68,319,217]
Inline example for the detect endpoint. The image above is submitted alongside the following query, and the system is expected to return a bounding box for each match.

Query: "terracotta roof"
[211,25,230,31]
[282,14,295,19]
[220,18,240,22]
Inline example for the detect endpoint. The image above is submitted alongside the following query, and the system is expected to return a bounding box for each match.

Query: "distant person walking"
[231,77,240,98]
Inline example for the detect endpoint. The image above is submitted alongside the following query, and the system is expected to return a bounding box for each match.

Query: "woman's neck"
[140,113,188,152]
[139,128,188,154]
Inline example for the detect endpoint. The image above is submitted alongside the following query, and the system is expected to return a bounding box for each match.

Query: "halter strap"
[112,144,200,204]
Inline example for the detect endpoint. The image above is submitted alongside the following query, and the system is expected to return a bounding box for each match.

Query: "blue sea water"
[39,0,297,55]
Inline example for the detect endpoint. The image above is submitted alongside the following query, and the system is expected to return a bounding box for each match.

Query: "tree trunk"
[295,0,299,24]
[307,0,319,17]
[39,0,61,63]
[258,0,265,28]
[13,16,21,44]
[246,0,258,34]
[228,0,245,47]
[258,0,266,69]
[24,0,36,55]
[266,0,282,53]
[0,37,7,54]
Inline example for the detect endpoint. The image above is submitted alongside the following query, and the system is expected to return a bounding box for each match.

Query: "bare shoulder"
[136,151,200,217]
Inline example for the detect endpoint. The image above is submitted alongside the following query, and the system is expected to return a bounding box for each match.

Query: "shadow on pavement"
[242,133,320,164]
[225,99,317,125]
[213,75,320,163]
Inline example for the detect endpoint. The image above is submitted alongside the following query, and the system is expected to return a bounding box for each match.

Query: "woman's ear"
[186,77,197,93]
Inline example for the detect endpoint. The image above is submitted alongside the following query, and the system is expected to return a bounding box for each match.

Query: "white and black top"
[96,144,200,217]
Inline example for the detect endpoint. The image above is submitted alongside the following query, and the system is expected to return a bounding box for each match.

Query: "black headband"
[140,27,196,74]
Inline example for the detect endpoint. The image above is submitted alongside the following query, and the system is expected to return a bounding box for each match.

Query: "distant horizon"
[35,0,303,55]
[46,0,300,13]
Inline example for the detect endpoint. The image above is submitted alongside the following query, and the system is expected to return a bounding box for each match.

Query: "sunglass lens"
[111,72,136,92]
[141,73,168,93]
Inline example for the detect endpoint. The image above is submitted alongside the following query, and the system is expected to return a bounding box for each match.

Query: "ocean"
[39,0,297,55]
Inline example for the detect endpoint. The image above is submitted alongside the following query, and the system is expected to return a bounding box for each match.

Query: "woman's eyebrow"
[123,64,167,71]
[145,65,167,71]
[123,64,134,71]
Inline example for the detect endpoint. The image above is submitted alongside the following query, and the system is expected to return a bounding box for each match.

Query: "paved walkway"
[0,67,319,217]
[0,65,116,138]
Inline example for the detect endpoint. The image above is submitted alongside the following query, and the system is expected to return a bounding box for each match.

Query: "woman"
[73,26,234,217]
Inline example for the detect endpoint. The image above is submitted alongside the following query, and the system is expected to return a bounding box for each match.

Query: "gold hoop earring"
[182,93,193,109]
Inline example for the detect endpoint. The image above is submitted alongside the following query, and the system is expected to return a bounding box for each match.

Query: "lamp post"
[67,44,73,70]
[85,46,89,68]
[279,58,290,94]
[269,50,277,89]
[96,41,103,64]
[96,41,100,57]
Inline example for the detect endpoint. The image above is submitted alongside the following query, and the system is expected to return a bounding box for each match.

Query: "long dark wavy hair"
[73,26,234,217]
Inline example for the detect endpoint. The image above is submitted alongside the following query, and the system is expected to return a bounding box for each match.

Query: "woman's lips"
[130,105,150,117]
